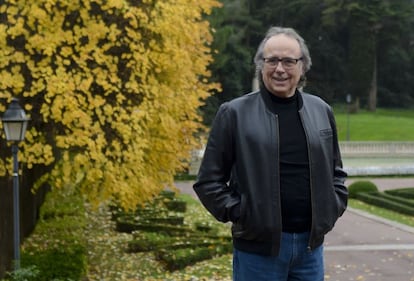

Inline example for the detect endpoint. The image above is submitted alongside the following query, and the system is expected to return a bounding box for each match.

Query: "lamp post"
[346,94,352,141]
[1,98,29,271]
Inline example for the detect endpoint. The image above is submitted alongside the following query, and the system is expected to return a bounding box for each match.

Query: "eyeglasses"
[263,56,303,69]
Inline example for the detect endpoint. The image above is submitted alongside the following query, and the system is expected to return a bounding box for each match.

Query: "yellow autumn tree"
[0,0,221,210]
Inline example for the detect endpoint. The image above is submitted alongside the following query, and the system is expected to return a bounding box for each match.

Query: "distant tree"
[203,0,257,125]
[257,0,348,103]
[207,0,414,115]
[322,0,414,110]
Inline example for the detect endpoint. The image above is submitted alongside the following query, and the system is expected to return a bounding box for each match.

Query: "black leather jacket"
[193,89,348,256]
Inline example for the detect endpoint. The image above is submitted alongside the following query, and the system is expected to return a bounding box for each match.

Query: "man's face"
[261,34,304,98]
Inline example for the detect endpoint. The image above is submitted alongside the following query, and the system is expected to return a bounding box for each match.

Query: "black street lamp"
[1,98,29,271]
[346,94,352,141]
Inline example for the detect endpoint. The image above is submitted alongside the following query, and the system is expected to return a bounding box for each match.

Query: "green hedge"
[3,188,88,281]
[385,188,414,200]
[375,192,414,208]
[114,190,232,272]
[356,192,414,216]
[116,217,193,234]
[156,242,233,271]
[348,181,378,198]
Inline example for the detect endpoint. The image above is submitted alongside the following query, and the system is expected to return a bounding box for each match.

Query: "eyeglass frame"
[262,56,303,69]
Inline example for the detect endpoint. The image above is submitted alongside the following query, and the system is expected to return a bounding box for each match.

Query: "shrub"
[348,181,378,198]
[18,188,87,281]
[22,246,85,281]
[156,243,233,271]
[114,191,232,271]
[356,192,414,216]
[385,188,414,199]
[2,266,40,281]
[376,192,414,208]
[116,217,193,234]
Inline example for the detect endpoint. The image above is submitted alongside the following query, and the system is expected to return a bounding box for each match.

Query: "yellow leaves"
[29,4,49,26]
[0,0,221,210]
[0,70,23,91]
[103,0,124,9]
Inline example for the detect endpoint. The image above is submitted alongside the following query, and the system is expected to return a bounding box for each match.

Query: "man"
[193,26,348,281]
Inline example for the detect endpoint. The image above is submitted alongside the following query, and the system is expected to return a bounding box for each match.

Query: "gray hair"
[253,26,312,88]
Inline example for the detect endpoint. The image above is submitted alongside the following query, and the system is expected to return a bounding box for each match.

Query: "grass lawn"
[334,108,414,141]
[349,199,414,227]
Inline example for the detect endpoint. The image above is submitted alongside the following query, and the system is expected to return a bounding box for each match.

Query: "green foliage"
[157,242,233,271]
[375,192,414,208]
[174,173,197,181]
[113,191,232,272]
[203,0,257,125]
[355,192,414,216]
[22,246,85,281]
[348,180,378,198]
[18,188,87,281]
[204,0,414,123]
[385,188,414,200]
[349,198,414,228]
[351,184,414,217]
[2,266,40,281]
[0,0,221,211]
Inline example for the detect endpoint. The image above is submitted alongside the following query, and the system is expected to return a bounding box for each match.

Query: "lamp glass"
[3,120,28,142]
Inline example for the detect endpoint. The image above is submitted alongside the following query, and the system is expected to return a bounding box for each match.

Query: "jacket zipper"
[299,110,314,252]
[274,114,283,255]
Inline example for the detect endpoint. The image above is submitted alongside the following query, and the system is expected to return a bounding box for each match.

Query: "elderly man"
[193,26,348,281]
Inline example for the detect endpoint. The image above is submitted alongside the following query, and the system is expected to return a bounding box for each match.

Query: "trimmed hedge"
[356,191,414,216]
[157,242,233,271]
[385,188,414,200]
[3,188,88,281]
[375,192,414,208]
[348,181,378,198]
[116,216,193,234]
[114,190,232,271]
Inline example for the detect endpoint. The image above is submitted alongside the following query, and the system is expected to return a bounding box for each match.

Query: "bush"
[17,188,87,281]
[375,192,414,208]
[356,192,414,216]
[116,216,193,234]
[156,243,233,271]
[2,266,40,281]
[114,191,232,271]
[348,181,378,198]
[22,246,85,281]
[385,188,414,199]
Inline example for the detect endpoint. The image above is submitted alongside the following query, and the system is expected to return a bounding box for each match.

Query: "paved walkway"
[176,177,414,281]
[324,207,414,281]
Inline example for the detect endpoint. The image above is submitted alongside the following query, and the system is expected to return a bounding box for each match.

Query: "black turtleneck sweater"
[268,91,312,233]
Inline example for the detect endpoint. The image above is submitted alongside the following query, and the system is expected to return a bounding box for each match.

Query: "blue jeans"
[233,232,324,281]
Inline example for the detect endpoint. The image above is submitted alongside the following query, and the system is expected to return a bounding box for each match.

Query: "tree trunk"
[367,46,377,112]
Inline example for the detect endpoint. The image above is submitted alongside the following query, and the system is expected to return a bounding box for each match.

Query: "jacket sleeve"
[193,103,241,223]
[329,107,348,217]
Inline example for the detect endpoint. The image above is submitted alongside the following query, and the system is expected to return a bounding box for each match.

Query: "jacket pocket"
[231,195,263,241]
